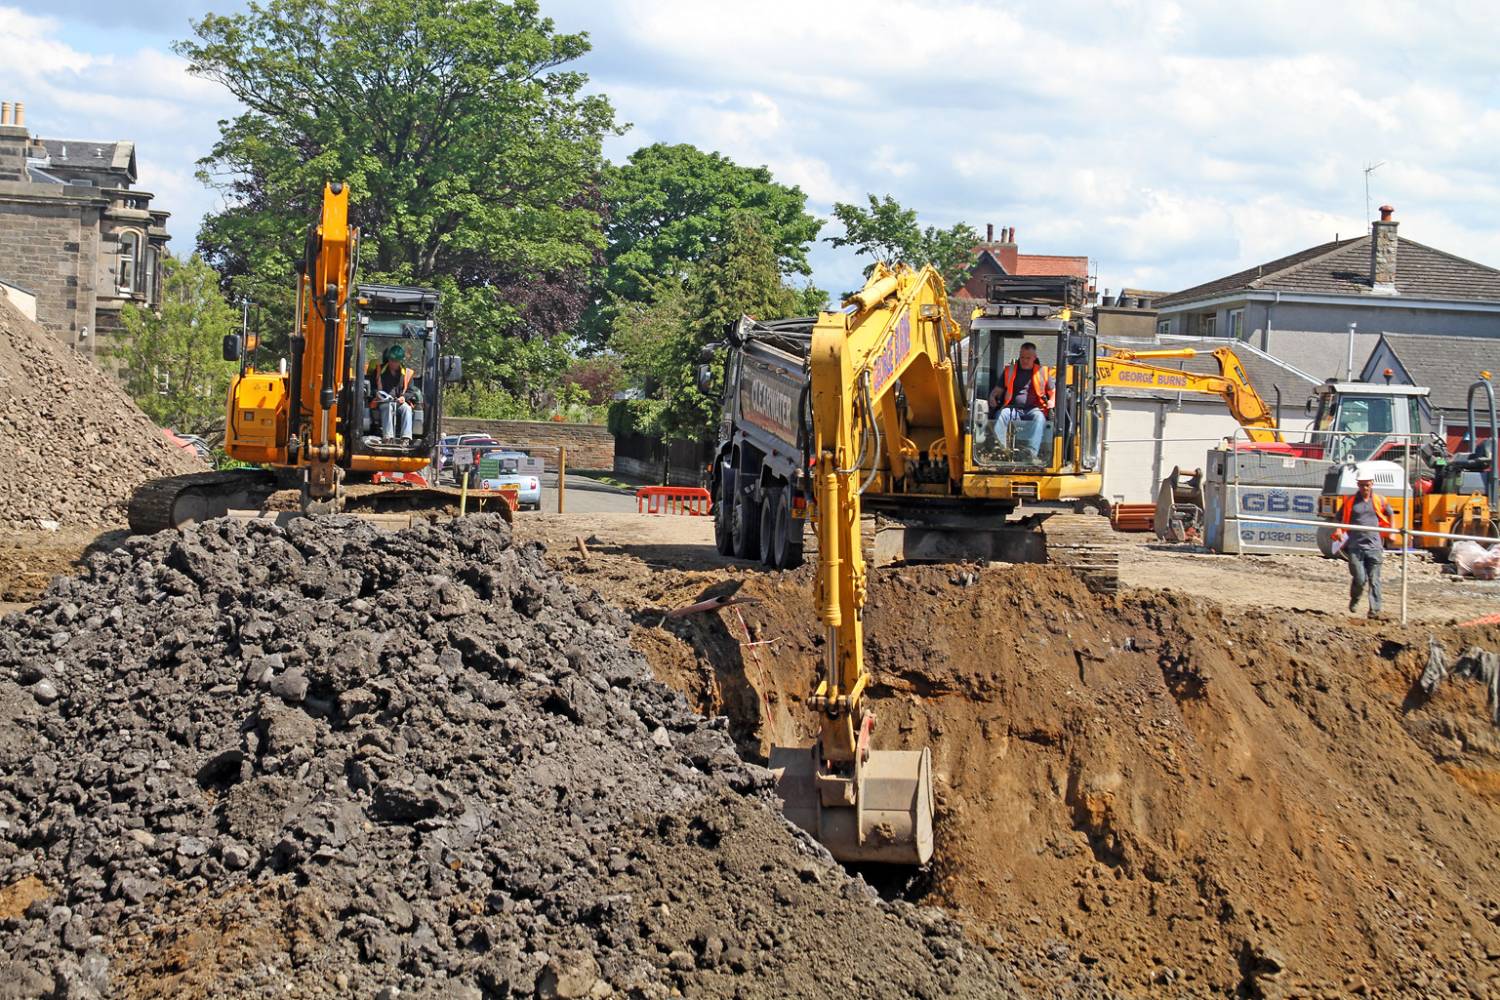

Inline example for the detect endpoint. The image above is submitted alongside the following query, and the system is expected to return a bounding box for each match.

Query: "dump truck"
[699,316,815,569]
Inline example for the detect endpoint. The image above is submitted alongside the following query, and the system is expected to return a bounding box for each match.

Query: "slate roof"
[1157,234,1500,307]
[39,139,136,181]
[1100,336,1321,409]
[1375,333,1500,414]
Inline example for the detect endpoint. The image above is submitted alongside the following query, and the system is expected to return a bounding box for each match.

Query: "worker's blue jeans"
[378,400,413,439]
[1347,548,1383,613]
[996,407,1046,456]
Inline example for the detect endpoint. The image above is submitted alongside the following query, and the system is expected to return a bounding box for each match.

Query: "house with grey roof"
[1154,207,1500,381]
[1359,333,1497,450]
[0,99,170,354]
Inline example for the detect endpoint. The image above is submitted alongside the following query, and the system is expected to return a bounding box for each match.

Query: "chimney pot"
[13,102,22,127]
[986,223,993,242]
[1379,204,1394,222]
[1,103,9,126]
[1008,227,1017,244]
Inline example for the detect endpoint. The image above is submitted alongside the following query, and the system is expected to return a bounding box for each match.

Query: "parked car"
[440,433,500,477]
[476,450,542,510]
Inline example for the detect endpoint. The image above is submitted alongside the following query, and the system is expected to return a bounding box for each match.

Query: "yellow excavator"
[1096,345,1281,442]
[129,183,489,532]
[770,263,1112,865]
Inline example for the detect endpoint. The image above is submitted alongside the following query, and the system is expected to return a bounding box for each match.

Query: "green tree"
[611,211,824,441]
[112,254,239,437]
[827,194,978,293]
[591,143,823,342]
[177,0,619,390]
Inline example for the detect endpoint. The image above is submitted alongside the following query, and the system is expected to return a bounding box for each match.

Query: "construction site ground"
[3,507,1499,998]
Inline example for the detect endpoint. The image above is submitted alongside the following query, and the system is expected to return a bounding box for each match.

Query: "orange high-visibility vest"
[1002,363,1053,416]
[1338,492,1395,542]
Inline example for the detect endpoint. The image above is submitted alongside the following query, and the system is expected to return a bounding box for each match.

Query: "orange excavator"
[128,182,490,532]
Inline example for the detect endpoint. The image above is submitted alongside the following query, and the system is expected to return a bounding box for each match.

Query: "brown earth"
[0,297,204,533]
[520,512,1500,999]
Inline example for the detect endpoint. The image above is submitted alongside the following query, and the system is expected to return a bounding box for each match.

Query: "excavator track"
[1043,511,1121,595]
[127,468,282,535]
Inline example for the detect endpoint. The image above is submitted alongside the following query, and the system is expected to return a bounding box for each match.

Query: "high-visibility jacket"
[370,366,414,408]
[1001,362,1054,416]
[1335,492,1395,543]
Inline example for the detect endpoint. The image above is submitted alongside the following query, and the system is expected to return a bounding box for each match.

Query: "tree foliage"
[611,211,824,441]
[113,254,239,437]
[591,143,823,342]
[827,194,977,293]
[177,0,618,388]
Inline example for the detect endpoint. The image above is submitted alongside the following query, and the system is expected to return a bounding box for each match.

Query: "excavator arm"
[1098,346,1282,443]
[298,182,359,505]
[773,263,958,866]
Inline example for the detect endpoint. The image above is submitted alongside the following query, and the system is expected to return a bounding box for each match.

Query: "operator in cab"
[988,342,1055,461]
[370,345,417,445]
[1330,464,1396,619]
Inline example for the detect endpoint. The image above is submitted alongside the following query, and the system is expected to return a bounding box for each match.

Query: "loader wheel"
[759,492,777,566]
[713,476,735,556]
[732,489,761,560]
[771,489,804,570]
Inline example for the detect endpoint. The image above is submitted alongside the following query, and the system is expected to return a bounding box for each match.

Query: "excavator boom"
[1097,345,1282,443]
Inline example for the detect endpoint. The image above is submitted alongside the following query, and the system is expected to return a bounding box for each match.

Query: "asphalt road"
[531,472,641,515]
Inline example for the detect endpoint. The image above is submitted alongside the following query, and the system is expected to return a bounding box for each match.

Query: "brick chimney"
[1369,204,1398,295]
[996,225,1018,272]
[0,98,29,184]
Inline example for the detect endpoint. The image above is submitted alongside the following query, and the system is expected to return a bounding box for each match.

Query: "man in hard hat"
[370,345,416,445]
[988,342,1055,461]
[1330,464,1396,619]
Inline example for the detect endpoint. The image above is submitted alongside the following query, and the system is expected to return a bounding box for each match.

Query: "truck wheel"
[759,493,776,566]
[732,490,761,560]
[714,476,738,554]
[773,490,805,569]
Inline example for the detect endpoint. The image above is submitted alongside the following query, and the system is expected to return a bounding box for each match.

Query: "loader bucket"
[769,743,934,865]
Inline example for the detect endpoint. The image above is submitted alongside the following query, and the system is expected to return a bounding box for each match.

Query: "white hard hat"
[1354,462,1376,482]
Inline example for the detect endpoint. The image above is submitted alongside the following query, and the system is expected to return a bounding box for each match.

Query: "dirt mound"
[0,298,203,531]
[0,514,1103,999]
[567,550,1500,998]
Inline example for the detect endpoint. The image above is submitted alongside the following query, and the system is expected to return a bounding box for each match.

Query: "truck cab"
[1307,380,1429,464]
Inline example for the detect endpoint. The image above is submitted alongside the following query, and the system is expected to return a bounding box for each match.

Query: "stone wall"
[0,191,100,347]
[443,418,613,470]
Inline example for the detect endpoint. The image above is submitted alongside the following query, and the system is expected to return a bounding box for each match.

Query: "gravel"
[0,514,1091,998]
[0,298,203,532]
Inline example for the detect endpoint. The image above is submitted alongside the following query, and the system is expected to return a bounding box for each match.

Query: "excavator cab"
[347,284,448,460]
[965,277,1101,475]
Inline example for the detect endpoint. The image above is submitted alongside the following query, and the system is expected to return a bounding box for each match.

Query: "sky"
[3,0,1498,300]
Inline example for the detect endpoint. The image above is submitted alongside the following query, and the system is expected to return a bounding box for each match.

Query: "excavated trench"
[593,554,1500,999]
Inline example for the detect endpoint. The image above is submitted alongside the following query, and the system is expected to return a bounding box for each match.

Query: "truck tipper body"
[700,316,815,568]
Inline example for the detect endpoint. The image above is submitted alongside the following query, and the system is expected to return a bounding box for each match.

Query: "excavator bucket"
[769,743,934,865]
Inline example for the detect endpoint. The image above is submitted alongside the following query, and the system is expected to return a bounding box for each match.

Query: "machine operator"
[988,342,1055,461]
[370,345,417,445]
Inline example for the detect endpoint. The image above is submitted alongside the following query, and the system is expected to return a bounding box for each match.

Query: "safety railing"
[636,485,713,516]
[1226,426,1498,623]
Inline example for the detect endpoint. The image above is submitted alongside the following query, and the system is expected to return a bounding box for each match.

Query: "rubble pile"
[0,515,1074,999]
[0,298,203,532]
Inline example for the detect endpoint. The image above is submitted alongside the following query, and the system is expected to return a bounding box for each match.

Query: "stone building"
[0,100,170,355]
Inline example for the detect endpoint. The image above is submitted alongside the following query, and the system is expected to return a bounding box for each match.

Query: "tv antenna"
[1363,161,1385,223]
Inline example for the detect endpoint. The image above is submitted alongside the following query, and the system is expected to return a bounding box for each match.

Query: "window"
[144,246,158,304]
[1227,307,1244,339]
[1156,319,1170,336]
[117,231,140,294]
[1200,313,1216,337]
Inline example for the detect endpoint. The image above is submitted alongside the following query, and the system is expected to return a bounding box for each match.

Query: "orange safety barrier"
[636,486,713,516]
